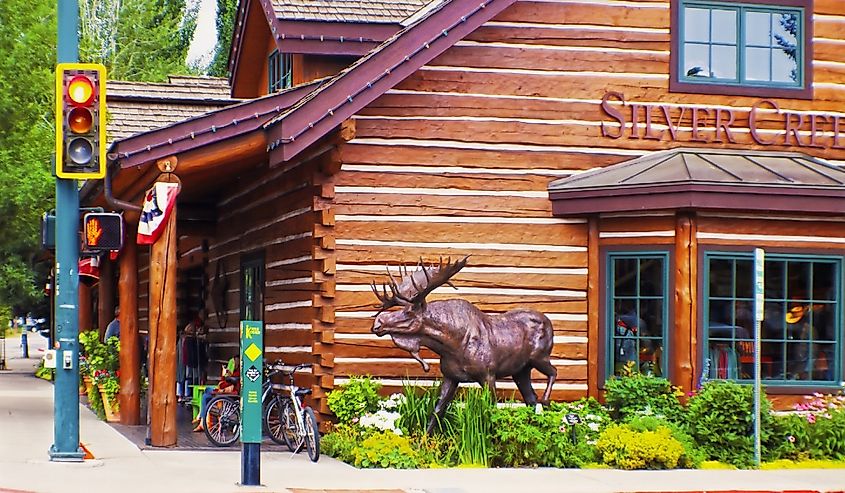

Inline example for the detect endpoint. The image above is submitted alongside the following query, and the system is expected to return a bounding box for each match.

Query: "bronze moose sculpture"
[371,256,557,433]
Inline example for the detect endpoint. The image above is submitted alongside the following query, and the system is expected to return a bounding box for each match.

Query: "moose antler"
[370,256,469,310]
[409,256,468,306]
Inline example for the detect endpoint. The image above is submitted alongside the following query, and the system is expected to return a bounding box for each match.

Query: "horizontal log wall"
[201,158,319,391]
[328,0,845,401]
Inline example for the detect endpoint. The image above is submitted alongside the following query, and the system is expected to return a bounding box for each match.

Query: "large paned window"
[607,253,669,378]
[240,252,265,321]
[705,253,841,385]
[672,0,811,98]
[268,50,293,93]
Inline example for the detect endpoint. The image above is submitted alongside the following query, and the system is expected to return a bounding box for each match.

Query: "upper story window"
[268,50,293,93]
[670,0,812,99]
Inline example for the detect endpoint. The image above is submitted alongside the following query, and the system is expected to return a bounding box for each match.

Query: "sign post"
[753,248,765,468]
[240,320,263,485]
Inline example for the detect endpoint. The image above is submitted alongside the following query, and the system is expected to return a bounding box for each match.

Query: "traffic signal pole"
[49,0,84,461]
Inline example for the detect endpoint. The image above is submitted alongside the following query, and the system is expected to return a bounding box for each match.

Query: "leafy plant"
[596,423,686,470]
[626,415,705,468]
[604,369,683,422]
[353,431,420,468]
[398,382,440,435]
[321,424,364,463]
[685,381,773,468]
[490,405,593,468]
[453,387,493,466]
[327,376,383,424]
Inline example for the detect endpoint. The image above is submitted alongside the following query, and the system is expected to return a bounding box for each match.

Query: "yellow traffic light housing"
[56,63,106,179]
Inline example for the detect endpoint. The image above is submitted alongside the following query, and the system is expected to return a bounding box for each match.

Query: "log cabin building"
[82,0,845,446]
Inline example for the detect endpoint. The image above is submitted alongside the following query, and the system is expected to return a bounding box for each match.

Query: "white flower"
[588,422,600,432]
[359,409,403,435]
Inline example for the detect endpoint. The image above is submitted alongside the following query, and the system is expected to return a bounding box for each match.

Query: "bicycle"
[203,363,286,447]
[264,362,320,462]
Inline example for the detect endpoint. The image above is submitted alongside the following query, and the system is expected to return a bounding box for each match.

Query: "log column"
[119,221,141,425]
[674,212,698,395]
[148,185,178,447]
[98,257,114,339]
[78,282,93,332]
[587,216,600,399]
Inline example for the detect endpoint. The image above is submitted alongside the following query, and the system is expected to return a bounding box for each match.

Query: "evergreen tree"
[80,0,199,82]
[207,0,237,77]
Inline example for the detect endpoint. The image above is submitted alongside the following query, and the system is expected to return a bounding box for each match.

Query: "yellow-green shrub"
[353,431,420,468]
[596,423,685,470]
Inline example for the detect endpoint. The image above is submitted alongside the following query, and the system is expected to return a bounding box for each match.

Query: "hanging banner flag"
[137,182,180,245]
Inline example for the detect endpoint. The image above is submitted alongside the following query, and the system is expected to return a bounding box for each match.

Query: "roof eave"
[550,184,845,217]
[271,19,399,56]
[113,79,324,169]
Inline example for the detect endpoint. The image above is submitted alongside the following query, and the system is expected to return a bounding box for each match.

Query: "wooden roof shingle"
[269,0,430,23]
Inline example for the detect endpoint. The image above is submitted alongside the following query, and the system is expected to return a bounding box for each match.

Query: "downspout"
[104,155,142,213]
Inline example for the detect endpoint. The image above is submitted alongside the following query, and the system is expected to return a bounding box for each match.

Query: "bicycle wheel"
[264,396,289,446]
[281,399,302,452]
[204,395,240,447]
[302,406,320,462]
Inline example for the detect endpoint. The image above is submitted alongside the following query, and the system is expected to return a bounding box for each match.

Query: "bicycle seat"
[295,388,312,397]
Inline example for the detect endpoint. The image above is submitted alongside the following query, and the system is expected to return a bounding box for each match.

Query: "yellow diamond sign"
[244,342,262,362]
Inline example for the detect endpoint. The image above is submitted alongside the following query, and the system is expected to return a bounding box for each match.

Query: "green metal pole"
[49,0,84,462]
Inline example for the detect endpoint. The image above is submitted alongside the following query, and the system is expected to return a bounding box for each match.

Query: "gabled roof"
[107,76,239,143]
[270,0,429,23]
[115,0,515,169]
[548,148,845,216]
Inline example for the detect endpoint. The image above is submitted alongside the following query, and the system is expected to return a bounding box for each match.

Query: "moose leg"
[427,377,458,435]
[513,366,538,406]
[531,358,558,404]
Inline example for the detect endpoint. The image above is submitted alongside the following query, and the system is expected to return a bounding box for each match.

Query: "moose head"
[370,256,557,434]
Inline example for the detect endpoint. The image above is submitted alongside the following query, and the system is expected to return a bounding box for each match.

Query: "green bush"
[353,431,420,468]
[327,376,382,424]
[321,424,363,463]
[490,406,594,468]
[626,415,705,468]
[768,413,811,461]
[604,370,683,422]
[548,397,612,443]
[685,381,773,468]
[596,423,686,469]
[806,409,845,460]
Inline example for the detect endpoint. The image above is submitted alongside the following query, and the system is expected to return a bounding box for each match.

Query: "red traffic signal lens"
[68,107,93,134]
[67,75,95,106]
[68,137,94,165]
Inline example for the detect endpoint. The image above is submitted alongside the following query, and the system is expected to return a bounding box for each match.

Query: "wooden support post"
[119,222,141,425]
[98,257,114,340]
[148,200,178,447]
[587,216,600,399]
[674,213,697,395]
[78,282,92,333]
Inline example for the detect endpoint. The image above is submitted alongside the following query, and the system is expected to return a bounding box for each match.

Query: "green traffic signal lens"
[68,137,94,165]
[68,107,93,134]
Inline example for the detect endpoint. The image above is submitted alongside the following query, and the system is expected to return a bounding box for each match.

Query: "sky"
[187,0,218,69]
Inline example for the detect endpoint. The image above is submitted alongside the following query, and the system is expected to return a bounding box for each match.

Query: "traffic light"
[56,63,106,179]
[82,213,123,252]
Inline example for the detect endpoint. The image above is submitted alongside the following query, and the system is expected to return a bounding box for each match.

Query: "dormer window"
[670,0,812,99]
[269,50,293,93]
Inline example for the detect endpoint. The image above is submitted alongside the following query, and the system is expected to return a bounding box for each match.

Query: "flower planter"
[98,384,120,423]
[83,375,93,395]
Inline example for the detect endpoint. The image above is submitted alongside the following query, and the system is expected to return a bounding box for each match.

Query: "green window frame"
[671,0,811,98]
[704,252,842,386]
[268,50,293,93]
[606,252,670,378]
[240,251,265,322]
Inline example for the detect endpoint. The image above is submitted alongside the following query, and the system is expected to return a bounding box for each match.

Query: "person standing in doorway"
[104,307,120,341]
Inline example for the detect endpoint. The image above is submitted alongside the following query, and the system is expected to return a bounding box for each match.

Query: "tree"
[206,0,237,77]
[80,0,199,82]
[0,0,56,314]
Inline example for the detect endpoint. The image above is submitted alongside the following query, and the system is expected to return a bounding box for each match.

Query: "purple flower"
[807,413,816,424]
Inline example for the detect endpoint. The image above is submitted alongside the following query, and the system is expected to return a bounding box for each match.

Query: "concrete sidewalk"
[1,336,844,493]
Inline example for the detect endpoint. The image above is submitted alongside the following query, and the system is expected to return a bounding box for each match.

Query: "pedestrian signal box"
[56,63,106,179]
[82,213,123,252]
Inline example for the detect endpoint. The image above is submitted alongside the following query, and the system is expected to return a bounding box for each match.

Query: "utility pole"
[49,0,84,461]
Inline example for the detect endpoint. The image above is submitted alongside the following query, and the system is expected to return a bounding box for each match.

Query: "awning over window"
[548,148,845,216]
